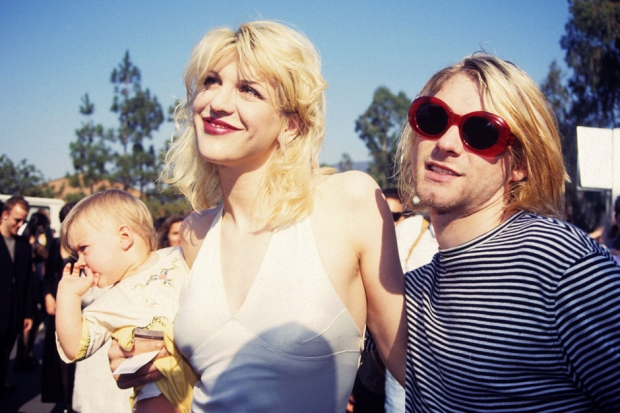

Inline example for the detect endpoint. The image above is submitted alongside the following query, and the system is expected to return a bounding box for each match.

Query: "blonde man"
[398,54,620,412]
[56,189,197,413]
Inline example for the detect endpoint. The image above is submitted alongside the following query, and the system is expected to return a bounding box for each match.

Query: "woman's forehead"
[210,53,270,83]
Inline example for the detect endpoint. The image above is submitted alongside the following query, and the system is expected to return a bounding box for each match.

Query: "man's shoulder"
[510,211,590,238]
[14,234,30,245]
[503,211,606,257]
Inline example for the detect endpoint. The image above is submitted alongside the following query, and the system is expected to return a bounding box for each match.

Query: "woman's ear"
[278,114,302,147]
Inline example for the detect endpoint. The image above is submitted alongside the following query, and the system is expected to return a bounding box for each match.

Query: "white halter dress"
[174,206,363,412]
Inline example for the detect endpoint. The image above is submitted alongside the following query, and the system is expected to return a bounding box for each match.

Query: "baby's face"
[68,218,125,287]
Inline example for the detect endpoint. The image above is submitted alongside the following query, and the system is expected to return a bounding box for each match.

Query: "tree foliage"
[110,51,164,196]
[355,86,411,188]
[541,0,620,232]
[561,0,620,128]
[0,154,58,197]
[338,153,353,172]
[540,60,577,180]
[68,93,114,196]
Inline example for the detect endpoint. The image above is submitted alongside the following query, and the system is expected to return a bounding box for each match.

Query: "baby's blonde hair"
[160,20,335,230]
[397,53,568,218]
[60,189,156,254]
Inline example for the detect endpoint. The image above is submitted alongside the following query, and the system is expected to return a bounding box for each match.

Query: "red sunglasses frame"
[408,96,514,156]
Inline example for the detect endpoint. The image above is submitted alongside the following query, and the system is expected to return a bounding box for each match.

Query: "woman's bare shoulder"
[184,207,219,224]
[312,171,385,242]
[180,206,221,268]
[316,170,382,205]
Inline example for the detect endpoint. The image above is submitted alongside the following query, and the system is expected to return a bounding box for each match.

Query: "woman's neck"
[218,163,268,231]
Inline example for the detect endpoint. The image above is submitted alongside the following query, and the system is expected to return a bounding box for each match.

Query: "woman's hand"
[109,338,167,389]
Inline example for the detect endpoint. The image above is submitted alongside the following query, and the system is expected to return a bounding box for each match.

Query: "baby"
[55,189,197,413]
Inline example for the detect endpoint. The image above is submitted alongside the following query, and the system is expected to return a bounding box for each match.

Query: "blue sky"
[0,0,571,180]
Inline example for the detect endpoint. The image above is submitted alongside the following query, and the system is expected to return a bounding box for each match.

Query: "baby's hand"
[58,262,99,297]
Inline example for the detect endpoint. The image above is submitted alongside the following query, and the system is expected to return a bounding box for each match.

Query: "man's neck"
[0,225,12,239]
[431,204,517,250]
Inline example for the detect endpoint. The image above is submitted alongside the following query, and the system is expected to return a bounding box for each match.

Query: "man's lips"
[202,118,241,135]
[426,163,459,176]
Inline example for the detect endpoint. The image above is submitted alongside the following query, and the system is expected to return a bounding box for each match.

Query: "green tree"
[545,0,620,232]
[68,93,114,196]
[355,86,410,188]
[110,51,164,196]
[561,0,620,128]
[540,60,576,180]
[141,100,192,216]
[0,154,58,197]
[338,153,354,172]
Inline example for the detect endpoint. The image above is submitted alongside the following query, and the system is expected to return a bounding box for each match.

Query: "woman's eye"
[240,84,262,98]
[203,76,218,88]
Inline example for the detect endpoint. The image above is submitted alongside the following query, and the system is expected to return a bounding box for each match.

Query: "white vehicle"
[0,194,65,236]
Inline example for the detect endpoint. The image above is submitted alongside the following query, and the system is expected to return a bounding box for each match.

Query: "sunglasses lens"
[416,103,449,136]
[462,117,499,150]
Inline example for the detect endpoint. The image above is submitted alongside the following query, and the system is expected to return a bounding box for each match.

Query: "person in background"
[397,53,620,412]
[383,187,406,225]
[56,189,196,413]
[0,196,33,398]
[156,214,185,249]
[14,211,54,372]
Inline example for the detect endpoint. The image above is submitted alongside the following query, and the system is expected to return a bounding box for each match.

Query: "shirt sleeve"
[556,252,620,411]
[56,319,109,363]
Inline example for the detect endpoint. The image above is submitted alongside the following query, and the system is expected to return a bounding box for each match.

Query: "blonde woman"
[112,21,406,413]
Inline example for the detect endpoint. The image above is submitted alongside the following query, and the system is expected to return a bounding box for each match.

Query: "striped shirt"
[404,211,620,412]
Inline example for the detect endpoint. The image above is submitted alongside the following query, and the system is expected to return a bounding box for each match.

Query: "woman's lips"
[202,118,241,135]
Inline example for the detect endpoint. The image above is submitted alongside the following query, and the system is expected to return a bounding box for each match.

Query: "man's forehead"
[9,205,28,218]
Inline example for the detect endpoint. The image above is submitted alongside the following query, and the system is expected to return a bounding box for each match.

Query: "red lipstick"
[202,118,241,135]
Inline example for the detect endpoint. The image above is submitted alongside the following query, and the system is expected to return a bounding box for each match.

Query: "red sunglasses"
[408,96,514,156]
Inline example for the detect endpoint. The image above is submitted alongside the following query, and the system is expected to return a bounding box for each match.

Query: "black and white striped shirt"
[404,211,620,412]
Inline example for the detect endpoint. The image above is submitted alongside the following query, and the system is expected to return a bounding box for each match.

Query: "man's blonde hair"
[60,189,156,254]
[160,20,334,230]
[397,53,568,218]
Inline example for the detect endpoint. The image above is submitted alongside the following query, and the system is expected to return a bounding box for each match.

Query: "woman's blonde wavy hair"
[397,53,568,219]
[160,20,335,230]
[60,189,156,255]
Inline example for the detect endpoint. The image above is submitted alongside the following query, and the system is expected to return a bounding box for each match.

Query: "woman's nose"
[209,86,235,114]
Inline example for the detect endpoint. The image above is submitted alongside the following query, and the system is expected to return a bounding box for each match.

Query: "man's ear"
[278,114,302,147]
[510,160,528,183]
[119,225,134,251]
